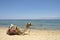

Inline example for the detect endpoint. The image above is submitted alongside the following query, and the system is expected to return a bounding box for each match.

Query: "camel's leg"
[22,28,31,35]
[16,27,24,35]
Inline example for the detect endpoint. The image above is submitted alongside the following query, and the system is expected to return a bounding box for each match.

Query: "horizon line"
[0,18,60,20]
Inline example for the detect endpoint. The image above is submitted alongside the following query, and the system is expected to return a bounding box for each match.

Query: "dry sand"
[0,27,60,40]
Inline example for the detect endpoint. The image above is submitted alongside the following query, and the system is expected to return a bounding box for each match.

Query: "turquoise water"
[0,19,60,30]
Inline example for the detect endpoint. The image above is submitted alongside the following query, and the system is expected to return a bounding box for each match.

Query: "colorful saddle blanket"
[9,29,15,33]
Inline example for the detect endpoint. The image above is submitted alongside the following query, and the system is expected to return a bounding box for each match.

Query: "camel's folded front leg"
[16,27,24,35]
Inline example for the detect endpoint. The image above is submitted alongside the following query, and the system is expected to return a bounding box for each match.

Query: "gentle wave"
[0,19,60,30]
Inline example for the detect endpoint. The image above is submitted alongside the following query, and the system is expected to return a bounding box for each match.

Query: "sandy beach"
[0,27,60,40]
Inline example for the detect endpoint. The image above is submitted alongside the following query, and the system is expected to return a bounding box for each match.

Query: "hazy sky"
[0,0,60,19]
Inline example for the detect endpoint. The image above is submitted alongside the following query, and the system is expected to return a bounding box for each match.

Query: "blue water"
[0,19,60,30]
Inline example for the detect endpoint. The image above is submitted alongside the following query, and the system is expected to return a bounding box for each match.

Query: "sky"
[0,0,60,19]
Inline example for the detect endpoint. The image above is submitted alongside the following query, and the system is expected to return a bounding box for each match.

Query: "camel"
[7,23,32,35]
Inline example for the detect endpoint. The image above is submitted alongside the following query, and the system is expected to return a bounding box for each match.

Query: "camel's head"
[26,23,32,27]
[29,23,32,26]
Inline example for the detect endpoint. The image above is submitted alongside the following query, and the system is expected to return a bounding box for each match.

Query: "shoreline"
[0,26,60,30]
[0,27,60,40]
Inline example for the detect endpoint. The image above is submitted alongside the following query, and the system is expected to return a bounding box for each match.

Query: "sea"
[0,19,60,30]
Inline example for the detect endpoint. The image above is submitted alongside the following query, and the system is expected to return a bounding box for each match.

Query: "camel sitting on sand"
[7,23,32,35]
